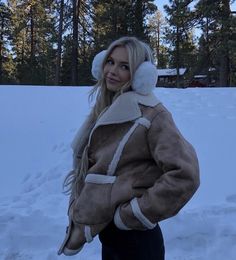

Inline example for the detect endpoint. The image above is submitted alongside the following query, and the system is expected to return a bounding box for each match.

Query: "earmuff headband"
[91,50,158,95]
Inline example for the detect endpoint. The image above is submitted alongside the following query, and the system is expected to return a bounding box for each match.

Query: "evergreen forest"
[0,0,235,87]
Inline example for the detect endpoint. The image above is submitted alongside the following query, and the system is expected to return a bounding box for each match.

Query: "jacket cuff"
[114,205,131,230]
[130,198,156,229]
[114,198,157,230]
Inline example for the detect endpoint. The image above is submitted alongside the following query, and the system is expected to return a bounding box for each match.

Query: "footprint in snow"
[226,194,236,204]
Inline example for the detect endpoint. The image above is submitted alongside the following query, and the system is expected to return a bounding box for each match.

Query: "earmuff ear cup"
[91,51,158,95]
[132,62,158,95]
[91,50,107,80]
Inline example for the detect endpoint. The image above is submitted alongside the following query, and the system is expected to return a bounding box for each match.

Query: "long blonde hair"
[64,36,154,194]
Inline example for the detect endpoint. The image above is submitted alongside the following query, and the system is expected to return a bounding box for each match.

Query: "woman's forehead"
[109,46,129,62]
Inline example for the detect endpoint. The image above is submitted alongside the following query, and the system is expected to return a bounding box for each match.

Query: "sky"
[0,85,236,259]
[155,0,236,15]
[2,0,236,12]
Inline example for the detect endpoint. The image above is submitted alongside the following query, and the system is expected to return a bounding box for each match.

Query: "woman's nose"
[109,64,118,75]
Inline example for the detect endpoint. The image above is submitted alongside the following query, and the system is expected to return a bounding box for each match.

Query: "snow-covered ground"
[0,85,236,260]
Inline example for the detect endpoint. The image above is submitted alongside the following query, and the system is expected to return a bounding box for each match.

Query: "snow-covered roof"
[194,75,207,79]
[157,68,187,77]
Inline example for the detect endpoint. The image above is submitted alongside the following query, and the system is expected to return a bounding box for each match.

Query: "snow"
[0,85,236,259]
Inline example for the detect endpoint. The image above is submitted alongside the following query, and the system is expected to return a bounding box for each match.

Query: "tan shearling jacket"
[58,91,200,254]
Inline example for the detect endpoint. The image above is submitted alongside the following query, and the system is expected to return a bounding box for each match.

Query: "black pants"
[99,221,165,260]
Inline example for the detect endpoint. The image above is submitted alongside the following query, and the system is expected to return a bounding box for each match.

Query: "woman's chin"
[106,83,121,92]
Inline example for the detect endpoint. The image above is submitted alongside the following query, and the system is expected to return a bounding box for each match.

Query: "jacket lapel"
[95,91,160,126]
[87,91,161,145]
[71,91,161,155]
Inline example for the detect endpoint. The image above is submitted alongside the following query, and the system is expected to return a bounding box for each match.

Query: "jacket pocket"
[72,173,116,225]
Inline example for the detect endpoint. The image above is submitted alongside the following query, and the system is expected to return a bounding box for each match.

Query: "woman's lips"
[106,77,120,84]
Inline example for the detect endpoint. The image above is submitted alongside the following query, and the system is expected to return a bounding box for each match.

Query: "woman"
[58,36,200,260]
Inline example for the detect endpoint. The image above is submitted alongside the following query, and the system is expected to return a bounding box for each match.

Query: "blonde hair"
[63,36,154,194]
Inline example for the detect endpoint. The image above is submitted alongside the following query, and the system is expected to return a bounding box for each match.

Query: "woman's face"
[103,46,131,92]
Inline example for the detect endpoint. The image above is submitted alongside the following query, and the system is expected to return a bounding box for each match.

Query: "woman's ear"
[132,62,158,95]
[91,50,107,80]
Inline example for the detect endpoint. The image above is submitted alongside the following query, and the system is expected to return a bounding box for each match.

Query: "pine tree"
[77,0,95,85]
[91,0,157,51]
[8,0,57,85]
[164,0,196,87]
[61,0,94,85]
[0,1,13,83]
[132,0,157,41]
[218,0,231,86]
[147,9,168,67]
[230,11,236,85]
[55,0,64,85]
[195,0,235,86]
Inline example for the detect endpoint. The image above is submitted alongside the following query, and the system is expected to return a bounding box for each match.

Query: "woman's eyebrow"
[109,55,129,64]
[120,61,129,65]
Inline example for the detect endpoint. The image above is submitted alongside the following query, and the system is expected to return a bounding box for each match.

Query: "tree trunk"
[0,19,3,84]
[206,17,210,86]
[30,5,35,60]
[55,0,64,85]
[157,18,160,66]
[134,0,144,39]
[176,25,180,88]
[29,5,35,83]
[0,42,2,84]
[71,0,80,86]
[219,0,231,86]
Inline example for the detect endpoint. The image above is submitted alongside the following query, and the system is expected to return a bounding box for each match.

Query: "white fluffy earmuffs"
[91,50,158,95]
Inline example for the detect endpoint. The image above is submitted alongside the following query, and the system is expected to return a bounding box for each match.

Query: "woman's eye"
[106,59,113,65]
[121,65,129,71]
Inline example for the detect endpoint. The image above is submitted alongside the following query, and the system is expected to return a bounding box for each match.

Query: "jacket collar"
[72,91,161,153]
[94,91,161,127]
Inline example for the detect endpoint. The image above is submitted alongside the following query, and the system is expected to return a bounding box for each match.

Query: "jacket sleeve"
[114,109,200,230]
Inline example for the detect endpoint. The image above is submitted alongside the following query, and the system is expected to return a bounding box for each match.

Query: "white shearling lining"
[130,198,157,229]
[114,206,131,230]
[136,117,151,129]
[85,173,116,184]
[84,225,93,243]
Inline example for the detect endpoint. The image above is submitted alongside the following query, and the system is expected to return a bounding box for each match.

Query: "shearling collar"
[72,91,160,156]
[94,91,160,127]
